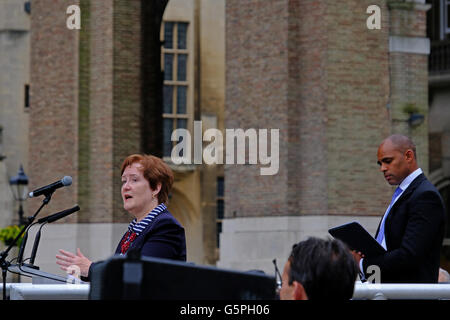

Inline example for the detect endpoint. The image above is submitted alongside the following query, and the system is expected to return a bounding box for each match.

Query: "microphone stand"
[28,221,47,267]
[0,192,53,300]
[16,229,29,265]
[272,258,282,299]
[17,221,40,266]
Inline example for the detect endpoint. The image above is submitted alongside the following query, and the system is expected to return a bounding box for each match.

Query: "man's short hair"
[385,134,417,159]
[288,237,358,300]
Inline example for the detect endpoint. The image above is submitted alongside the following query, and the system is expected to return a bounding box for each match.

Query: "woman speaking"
[55,154,186,280]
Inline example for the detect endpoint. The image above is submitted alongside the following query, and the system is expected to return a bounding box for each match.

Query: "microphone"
[37,205,80,224]
[28,176,72,198]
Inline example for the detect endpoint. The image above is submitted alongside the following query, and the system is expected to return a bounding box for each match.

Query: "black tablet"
[328,221,386,257]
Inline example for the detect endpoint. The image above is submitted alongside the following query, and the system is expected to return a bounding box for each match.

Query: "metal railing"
[3,282,450,300]
[0,283,89,300]
[353,282,450,300]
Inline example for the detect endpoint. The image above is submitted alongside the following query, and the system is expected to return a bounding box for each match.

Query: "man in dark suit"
[353,134,446,283]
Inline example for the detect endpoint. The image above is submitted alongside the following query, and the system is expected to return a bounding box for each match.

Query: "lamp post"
[407,113,425,127]
[9,165,29,226]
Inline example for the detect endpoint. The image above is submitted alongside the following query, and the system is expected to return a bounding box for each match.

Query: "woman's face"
[121,162,155,218]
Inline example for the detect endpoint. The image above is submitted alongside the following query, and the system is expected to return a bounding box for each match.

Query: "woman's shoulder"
[151,208,184,229]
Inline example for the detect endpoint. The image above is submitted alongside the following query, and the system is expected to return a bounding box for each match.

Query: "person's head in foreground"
[280,237,358,300]
[439,268,450,283]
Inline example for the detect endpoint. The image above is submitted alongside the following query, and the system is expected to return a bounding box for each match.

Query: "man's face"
[377,140,412,185]
[279,260,295,300]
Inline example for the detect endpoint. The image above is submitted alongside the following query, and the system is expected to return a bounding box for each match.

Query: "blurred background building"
[427,0,450,272]
[0,0,448,278]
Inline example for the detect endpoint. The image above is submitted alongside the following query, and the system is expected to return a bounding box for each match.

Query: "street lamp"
[407,113,425,127]
[9,165,29,225]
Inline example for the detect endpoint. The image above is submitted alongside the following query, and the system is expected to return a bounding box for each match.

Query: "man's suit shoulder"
[412,176,442,199]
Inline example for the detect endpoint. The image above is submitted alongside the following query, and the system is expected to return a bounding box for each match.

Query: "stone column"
[29,0,79,218]
[28,0,142,276]
[388,0,431,172]
[0,0,30,226]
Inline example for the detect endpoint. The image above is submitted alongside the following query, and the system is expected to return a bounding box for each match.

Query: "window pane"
[217,177,224,197]
[163,85,173,114]
[177,54,187,81]
[217,199,224,220]
[177,118,187,130]
[24,84,30,108]
[176,86,187,114]
[164,22,174,49]
[448,3,450,29]
[177,23,188,49]
[164,53,173,80]
[163,118,173,157]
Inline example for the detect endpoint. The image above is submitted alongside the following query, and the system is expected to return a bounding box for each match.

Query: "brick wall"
[326,0,391,215]
[388,1,430,173]
[77,0,91,221]
[389,1,427,37]
[81,0,143,223]
[225,0,392,218]
[29,0,79,220]
[112,0,142,222]
[30,0,143,224]
[226,0,290,218]
[86,0,115,223]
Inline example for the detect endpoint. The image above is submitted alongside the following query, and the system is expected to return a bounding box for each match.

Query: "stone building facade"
[0,0,30,228]
[427,0,450,272]
[1,0,445,279]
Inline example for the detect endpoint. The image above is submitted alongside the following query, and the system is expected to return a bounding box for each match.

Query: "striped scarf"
[128,203,167,235]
